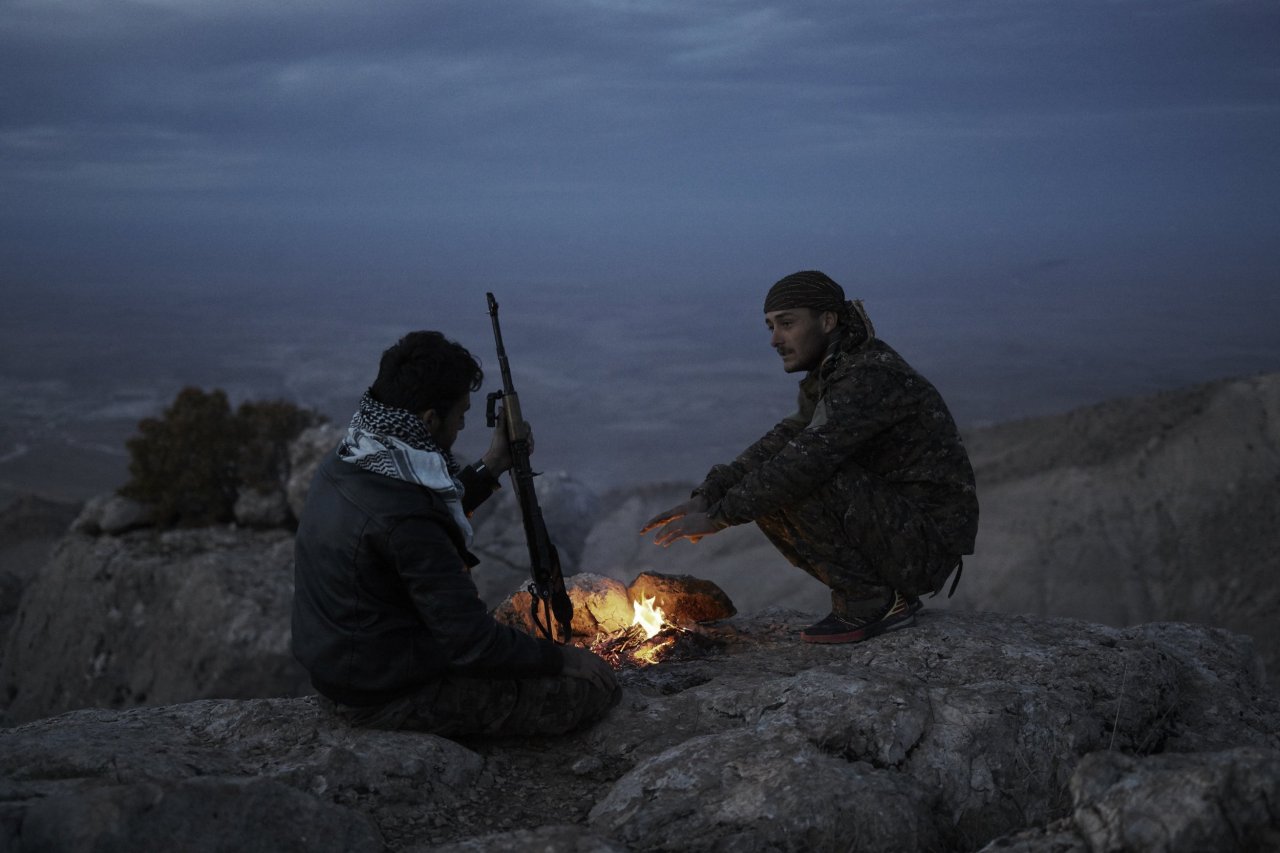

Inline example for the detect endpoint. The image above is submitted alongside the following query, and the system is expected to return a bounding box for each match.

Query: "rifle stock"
[485,292,573,644]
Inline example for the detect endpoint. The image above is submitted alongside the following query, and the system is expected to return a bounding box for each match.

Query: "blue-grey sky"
[3,0,1277,296]
[2,1,1279,500]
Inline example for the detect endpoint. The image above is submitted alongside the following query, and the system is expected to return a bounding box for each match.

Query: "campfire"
[587,595,683,669]
[496,570,735,669]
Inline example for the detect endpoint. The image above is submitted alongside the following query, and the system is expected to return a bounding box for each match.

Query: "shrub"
[120,387,324,529]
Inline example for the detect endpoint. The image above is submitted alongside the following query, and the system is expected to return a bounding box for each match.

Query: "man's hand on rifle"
[481,410,532,477]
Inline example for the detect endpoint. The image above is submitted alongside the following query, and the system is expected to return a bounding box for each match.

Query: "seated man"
[293,330,618,736]
[643,271,978,644]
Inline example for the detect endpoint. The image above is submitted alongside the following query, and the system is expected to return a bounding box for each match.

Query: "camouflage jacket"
[695,333,979,556]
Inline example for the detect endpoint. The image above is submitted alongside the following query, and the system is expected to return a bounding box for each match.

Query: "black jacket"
[292,451,563,706]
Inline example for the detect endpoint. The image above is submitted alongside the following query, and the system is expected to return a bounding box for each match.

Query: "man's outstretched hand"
[640,495,725,546]
[640,495,708,534]
[560,645,618,695]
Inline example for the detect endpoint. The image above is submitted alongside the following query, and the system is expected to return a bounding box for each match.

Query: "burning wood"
[586,594,722,669]
[496,570,735,668]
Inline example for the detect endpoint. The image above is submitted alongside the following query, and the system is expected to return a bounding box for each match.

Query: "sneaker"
[801,591,917,645]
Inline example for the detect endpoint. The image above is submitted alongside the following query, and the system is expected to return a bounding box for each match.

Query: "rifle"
[484,292,574,644]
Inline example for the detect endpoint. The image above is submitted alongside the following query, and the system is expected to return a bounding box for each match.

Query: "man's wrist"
[472,458,502,490]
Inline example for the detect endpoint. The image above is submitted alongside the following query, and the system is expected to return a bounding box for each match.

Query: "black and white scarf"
[338,391,472,546]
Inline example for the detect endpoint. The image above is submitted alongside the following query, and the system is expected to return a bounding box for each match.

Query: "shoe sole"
[801,613,916,645]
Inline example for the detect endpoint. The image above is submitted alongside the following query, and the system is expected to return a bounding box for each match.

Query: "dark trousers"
[755,464,959,616]
[323,673,620,737]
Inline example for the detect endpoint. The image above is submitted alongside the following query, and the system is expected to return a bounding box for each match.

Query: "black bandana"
[764,270,875,347]
[763,270,846,313]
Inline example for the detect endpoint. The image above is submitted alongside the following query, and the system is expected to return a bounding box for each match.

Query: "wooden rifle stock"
[485,292,573,643]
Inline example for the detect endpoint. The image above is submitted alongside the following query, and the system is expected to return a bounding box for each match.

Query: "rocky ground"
[3,607,1278,852]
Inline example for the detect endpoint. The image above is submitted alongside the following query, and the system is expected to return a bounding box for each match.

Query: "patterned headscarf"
[337,391,472,545]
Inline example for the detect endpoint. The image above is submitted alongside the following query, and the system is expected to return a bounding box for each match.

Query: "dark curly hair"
[369,331,483,416]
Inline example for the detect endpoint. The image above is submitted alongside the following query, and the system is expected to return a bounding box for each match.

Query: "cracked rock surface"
[3,608,1277,852]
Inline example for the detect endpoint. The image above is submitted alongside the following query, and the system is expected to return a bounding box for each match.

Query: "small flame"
[632,595,667,639]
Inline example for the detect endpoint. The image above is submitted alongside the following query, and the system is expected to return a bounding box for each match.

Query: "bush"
[120,387,325,529]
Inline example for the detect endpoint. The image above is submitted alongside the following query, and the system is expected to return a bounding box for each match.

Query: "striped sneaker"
[801,591,917,644]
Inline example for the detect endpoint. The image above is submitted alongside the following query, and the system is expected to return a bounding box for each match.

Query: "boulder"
[234,486,292,528]
[469,470,601,606]
[286,423,343,520]
[493,572,632,639]
[0,527,309,726]
[72,492,153,535]
[0,697,480,852]
[983,747,1280,852]
[0,495,80,644]
[628,571,735,625]
[3,609,1277,852]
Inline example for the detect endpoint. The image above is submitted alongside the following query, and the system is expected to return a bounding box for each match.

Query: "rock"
[72,492,153,535]
[982,747,1280,852]
[0,494,80,644]
[16,777,383,853]
[628,571,735,625]
[418,825,629,853]
[0,527,309,726]
[286,424,343,520]
[957,372,1280,680]
[0,696,480,852]
[5,609,1276,852]
[493,572,631,638]
[579,482,833,617]
[469,470,601,605]
[234,486,292,528]
[589,727,943,852]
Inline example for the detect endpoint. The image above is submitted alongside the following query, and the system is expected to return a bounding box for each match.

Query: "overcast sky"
[3,0,1277,301]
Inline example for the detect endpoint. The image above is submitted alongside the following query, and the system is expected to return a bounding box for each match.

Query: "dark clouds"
[1,0,1278,297]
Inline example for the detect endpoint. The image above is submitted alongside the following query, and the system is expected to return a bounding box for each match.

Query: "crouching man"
[643,271,978,644]
[293,330,619,736]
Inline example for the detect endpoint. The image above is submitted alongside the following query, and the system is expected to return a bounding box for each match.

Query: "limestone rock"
[234,486,292,528]
[468,470,601,605]
[958,372,1280,679]
[286,423,343,520]
[628,571,735,625]
[493,572,631,638]
[72,492,153,535]
[982,747,1280,852]
[0,494,80,643]
[589,726,942,852]
[0,528,309,726]
[418,825,629,853]
[0,697,481,852]
[4,610,1277,852]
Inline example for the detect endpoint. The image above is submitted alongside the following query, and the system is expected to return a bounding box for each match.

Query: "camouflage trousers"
[755,464,961,617]
[322,673,621,738]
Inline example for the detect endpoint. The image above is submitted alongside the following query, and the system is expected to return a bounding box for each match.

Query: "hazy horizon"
[2,278,1278,508]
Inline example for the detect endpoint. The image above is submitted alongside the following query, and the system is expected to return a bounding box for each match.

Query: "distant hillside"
[957,370,1280,678]
[585,372,1280,682]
